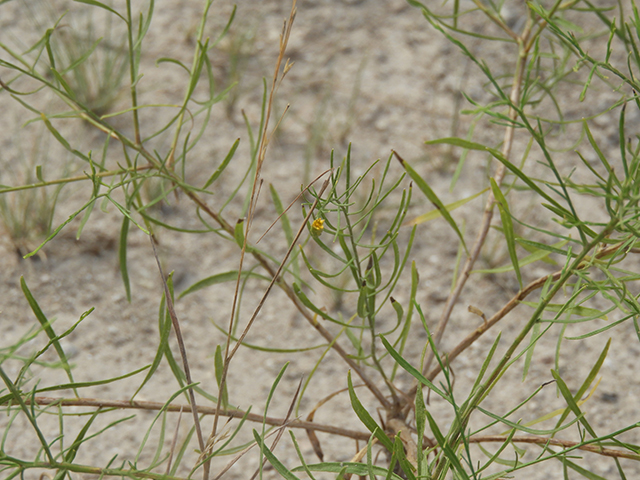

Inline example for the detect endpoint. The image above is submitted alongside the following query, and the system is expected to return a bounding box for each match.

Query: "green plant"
[1,1,640,480]
[23,0,129,117]
[0,126,72,257]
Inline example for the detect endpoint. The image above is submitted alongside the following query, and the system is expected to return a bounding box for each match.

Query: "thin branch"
[420,239,634,384]
[0,165,153,194]
[228,178,330,361]
[18,397,639,462]
[23,396,372,441]
[469,434,640,461]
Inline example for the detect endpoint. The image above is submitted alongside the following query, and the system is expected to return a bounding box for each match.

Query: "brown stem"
[22,396,371,441]
[468,434,640,461]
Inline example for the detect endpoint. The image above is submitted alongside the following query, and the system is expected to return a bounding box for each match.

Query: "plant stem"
[420,20,531,381]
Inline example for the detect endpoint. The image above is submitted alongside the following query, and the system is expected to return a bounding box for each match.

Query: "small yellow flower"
[311,218,325,237]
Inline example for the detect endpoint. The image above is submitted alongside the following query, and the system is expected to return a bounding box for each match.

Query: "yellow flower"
[311,218,325,237]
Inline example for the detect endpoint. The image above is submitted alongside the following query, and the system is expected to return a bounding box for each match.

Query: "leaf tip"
[392,150,405,165]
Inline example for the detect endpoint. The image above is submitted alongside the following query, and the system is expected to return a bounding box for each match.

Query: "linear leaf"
[551,370,598,439]
[553,339,610,431]
[204,138,240,189]
[74,0,126,21]
[119,216,131,302]
[253,430,300,480]
[395,152,467,253]
[20,277,76,394]
[380,335,447,399]
[292,462,404,480]
[132,283,174,400]
[425,137,570,214]
[179,270,269,298]
[425,409,468,479]
[347,371,393,451]
[491,178,521,288]
[520,302,608,320]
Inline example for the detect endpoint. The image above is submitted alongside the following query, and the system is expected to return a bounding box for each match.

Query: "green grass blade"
[73,0,126,22]
[214,345,228,408]
[522,322,540,381]
[289,431,317,480]
[179,270,269,298]
[60,410,99,465]
[425,409,468,479]
[0,366,55,463]
[553,338,611,432]
[392,432,416,480]
[132,285,173,400]
[20,277,77,395]
[406,187,488,226]
[379,335,447,399]
[426,137,570,214]
[551,370,599,439]
[415,385,427,478]
[292,462,404,479]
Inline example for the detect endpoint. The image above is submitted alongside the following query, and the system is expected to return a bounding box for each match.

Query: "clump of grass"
[24,0,129,117]
[0,133,71,258]
[53,11,128,117]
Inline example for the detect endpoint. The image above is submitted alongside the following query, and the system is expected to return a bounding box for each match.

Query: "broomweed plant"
[1,1,640,479]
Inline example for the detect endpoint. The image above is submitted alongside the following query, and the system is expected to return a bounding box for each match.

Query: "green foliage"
[2,0,640,479]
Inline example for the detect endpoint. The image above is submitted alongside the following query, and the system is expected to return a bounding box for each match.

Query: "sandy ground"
[1,0,639,479]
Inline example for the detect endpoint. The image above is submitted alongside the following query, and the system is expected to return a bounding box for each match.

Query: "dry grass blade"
[214,0,298,448]
[149,236,206,478]
[165,406,184,476]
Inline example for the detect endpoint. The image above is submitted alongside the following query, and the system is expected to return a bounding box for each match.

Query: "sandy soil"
[1,0,639,479]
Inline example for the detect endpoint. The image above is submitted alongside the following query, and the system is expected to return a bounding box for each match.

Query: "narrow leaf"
[74,0,126,21]
[204,138,240,189]
[394,151,467,253]
[179,270,269,298]
[347,371,393,451]
[490,178,521,288]
[119,216,131,302]
[20,277,76,393]
[253,430,301,480]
